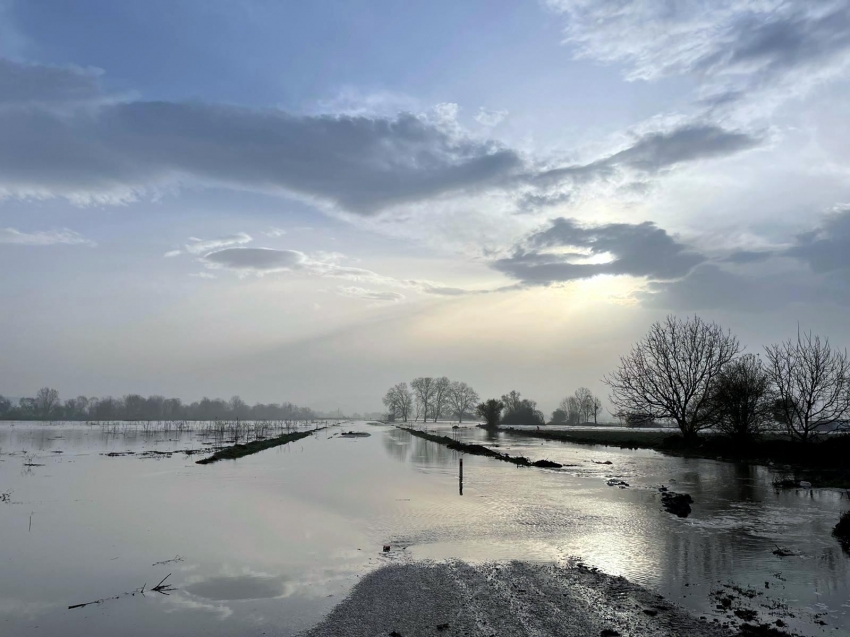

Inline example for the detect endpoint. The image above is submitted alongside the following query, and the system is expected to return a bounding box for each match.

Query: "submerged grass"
[196,427,323,464]
[399,427,561,468]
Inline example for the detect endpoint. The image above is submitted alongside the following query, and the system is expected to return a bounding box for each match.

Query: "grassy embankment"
[196,427,323,464]
[399,426,562,468]
[501,426,850,488]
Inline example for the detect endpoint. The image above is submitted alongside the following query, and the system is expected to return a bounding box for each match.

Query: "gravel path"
[304,560,739,637]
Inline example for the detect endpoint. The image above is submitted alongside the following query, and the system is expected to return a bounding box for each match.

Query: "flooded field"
[1,421,848,636]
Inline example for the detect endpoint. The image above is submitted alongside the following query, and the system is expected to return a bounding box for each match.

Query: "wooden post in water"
[459,457,463,496]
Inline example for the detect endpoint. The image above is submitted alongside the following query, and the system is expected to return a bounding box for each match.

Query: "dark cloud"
[0,58,522,212]
[641,208,850,311]
[528,124,760,193]
[493,217,705,285]
[0,58,761,214]
[784,207,850,273]
[602,125,759,172]
[203,248,307,272]
[726,250,774,264]
[641,263,850,312]
[0,59,102,106]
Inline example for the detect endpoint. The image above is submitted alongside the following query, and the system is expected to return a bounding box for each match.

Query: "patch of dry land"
[307,561,754,637]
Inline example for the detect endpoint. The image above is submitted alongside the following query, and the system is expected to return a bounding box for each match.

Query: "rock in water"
[661,491,693,517]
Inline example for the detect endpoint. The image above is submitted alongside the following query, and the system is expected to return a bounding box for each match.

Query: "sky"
[2,0,850,415]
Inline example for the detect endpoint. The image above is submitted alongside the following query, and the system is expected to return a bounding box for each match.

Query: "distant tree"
[18,397,37,418]
[764,330,850,443]
[0,395,10,417]
[574,387,594,422]
[591,397,603,424]
[709,354,773,443]
[163,397,183,419]
[560,396,582,425]
[63,396,90,420]
[477,398,505,428]
[229,395,249,419]
[501,390,523,415]
[550,408,567,424]
[383,383,413,422]
[411,377,437,422]
[447,381,479,423]
[432,376,451,422]
[501,390,545,425]
[34,387,60,419]
[605,315,740,442]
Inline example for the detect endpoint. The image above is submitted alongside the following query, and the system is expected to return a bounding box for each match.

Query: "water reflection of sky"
[1,421,848,636]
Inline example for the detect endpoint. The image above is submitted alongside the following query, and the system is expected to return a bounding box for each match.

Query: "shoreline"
[305,560,785,637]
[499,426,850,489]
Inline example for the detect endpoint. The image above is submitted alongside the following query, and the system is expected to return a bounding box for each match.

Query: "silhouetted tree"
[34,387,60,419]
[550,408,567,424]
[605,315,740,442]
[709,354,773,443]
[477,398,505,428]
[432,376,451,422]
[501,390,545,425]
[411,377,437,422]
[764,330,850,443]
[383,382,413,421]
[591,397,603,424]
[447,381,479,423]
[0,395,11,417]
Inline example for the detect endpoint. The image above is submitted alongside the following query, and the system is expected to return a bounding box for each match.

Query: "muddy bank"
[306,561,769,637]
[399,427,562,469]
[195,428,322,464]
[501,427,850,488]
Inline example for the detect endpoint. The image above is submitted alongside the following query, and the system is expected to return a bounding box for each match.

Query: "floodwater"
[1,421,848,636]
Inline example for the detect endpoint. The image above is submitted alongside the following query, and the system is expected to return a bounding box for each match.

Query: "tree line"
[605,315,850,444]
[551,387,604,425]
[0,389,319,422]
[383,379,549,426]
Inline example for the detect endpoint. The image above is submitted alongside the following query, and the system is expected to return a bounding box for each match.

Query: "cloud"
[640,207,850,311]
[0,58,762,219]
[336,286,404,302]
[0,59,523,213]
[474,108,508,127]
[203,247,307,272]
[189,271,216,279]
[163,249,182,257]
[641,262,850,311]
[0,58,103,107]
[547,1,850,105]
[262,227,287,238]
[783,206,850,273]
[184,232,252,255]
[493,217,705,285]
[532,124,760,186]
[0,227,94,246]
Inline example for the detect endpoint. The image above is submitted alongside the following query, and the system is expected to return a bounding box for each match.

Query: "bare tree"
[34,387,60,419]
[604,315,740,441]
[709,354,774,443]
[591,397,603,424]
[432,376,451,422]
[574,387,593,423]
[447,381,479,423]
[764,330,850,443]
[410,377,437,422]
[382,382,413,421]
